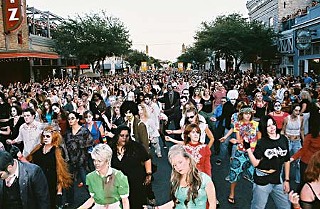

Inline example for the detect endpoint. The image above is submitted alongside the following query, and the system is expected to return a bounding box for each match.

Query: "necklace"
[43,145,53,154]
[117,146,125,160]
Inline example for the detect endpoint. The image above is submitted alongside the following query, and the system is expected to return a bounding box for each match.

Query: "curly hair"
[168,145,202,207]
[27,125,72,189]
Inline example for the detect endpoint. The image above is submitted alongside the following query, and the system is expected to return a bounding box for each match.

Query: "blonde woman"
[300,90,312,135]
[78,143,129,209]
[156,144,216,209]
[138,103,162,157]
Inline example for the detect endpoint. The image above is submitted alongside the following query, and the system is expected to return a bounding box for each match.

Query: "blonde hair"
[91,143,113,164]
[300,90,312,102]
[138,103,149,118]
[168,145,202,206]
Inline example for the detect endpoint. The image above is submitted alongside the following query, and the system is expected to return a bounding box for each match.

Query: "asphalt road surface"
[69,139,298,209]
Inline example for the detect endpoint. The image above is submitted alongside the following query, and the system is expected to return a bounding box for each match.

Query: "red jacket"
[292,134,320,164]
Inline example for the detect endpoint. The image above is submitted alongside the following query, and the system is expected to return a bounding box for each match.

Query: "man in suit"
[159,83,180,112]
[0,150,50,209]
[158,83,181,141]
[120,101,149,150]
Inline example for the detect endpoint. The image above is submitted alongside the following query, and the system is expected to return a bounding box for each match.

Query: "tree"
[177,45,208,68]
[52,11,132,69]
[194,13,277,72]
[124,50,161,70]
[125,49,149,68]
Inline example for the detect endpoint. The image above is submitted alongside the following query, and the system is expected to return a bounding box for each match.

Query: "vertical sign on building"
[2,0,23,34]
[141,61,147,72]
[178,62,184,72]
[186,63,192,71]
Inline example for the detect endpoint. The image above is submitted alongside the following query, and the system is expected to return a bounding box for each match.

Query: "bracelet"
[285,179,290,182]
[146,172,152,176]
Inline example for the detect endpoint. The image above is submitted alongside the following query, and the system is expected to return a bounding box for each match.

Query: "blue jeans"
[218,128,231,160]
[251,183,290,209]
[288,139,302,183]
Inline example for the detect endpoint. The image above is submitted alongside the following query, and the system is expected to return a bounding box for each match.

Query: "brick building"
[0,0,77,85]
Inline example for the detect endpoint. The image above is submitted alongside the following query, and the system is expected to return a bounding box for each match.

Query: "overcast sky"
[27,0,249,61]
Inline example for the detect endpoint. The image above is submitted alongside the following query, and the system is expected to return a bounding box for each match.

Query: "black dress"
[111,141,150,209]
[32,146,57,209]
[9,117,25,151]
[0,102,10,150]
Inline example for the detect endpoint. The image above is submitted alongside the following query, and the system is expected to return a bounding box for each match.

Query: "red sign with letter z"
[3,0,23,33]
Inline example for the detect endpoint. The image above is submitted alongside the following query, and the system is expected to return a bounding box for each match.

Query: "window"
[269,17,274,27]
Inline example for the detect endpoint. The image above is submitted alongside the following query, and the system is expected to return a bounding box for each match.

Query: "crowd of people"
[0,68,320,209]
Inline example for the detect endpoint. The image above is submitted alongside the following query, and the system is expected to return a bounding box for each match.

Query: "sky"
[27,0,249,61]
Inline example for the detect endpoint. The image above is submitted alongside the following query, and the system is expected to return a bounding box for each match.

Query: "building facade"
[246,0,319,75]
[0,0,78,85]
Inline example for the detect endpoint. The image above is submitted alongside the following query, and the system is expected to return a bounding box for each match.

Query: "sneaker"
[216,159,222,165]
[225,175,230,181]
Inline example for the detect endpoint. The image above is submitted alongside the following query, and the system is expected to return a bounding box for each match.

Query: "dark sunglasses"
[120,134,129,138]
[43,134,51,138]
[68,117,76,121]
[187,115,195,119]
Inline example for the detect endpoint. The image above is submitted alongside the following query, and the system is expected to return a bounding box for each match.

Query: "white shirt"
[14,121,44,156]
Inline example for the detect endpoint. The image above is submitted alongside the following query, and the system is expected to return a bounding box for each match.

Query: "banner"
[3,0,23,34]
[178,62,184,72]
[141,61,147,72]
[186,63,192,71]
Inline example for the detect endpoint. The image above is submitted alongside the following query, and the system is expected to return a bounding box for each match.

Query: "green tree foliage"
[125,49,161,69]
[194,13,278,71]
[177,45,208,66]
[52,11,131,67]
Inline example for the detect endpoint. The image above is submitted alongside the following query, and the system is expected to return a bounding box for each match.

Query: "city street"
[72,139,299,209]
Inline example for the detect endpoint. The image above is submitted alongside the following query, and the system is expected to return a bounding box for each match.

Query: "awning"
[0,51,59,59]
[80,64,90,69]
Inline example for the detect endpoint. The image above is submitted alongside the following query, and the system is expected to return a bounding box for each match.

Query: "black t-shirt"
[300,99,310,113]
[200,96,214,113]
[253,135,290,185]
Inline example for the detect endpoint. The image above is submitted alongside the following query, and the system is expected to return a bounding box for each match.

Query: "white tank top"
[285,115,301,136]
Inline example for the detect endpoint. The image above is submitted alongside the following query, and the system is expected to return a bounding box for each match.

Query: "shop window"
[313,42,320,54]
[17,32,22,44]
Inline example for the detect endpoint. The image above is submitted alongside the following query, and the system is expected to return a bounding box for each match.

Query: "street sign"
[2,0,23,34]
